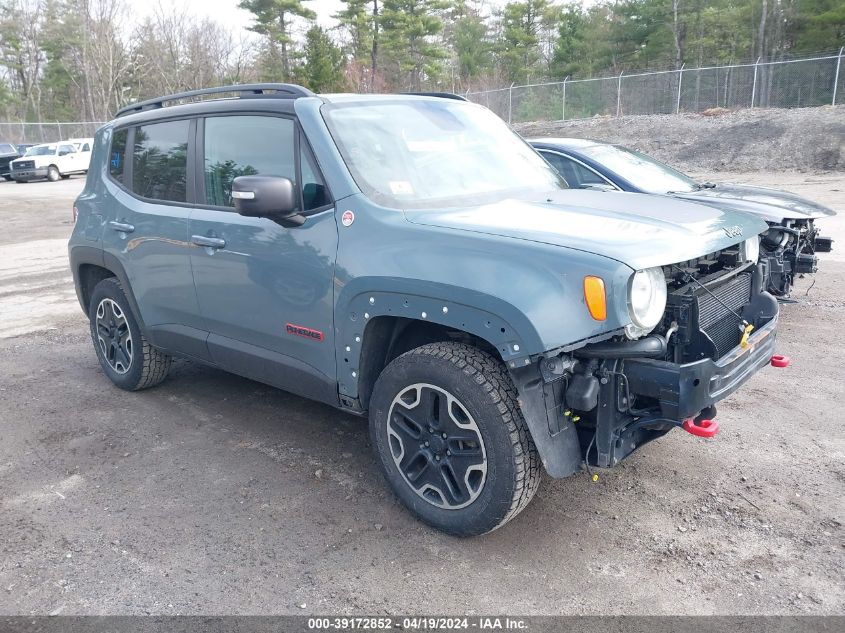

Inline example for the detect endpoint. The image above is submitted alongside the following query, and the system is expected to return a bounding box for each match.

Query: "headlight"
[741,236,760,263]
[627,267,667,337]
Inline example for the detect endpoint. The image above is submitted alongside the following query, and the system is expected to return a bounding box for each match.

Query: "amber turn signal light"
[583,276,607,321]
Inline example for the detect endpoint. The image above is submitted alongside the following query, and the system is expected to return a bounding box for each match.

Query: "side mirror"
[232,175,305,226]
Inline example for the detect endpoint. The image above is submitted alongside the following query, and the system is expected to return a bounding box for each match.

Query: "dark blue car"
[529,138,836,298]
[530,137,836,298]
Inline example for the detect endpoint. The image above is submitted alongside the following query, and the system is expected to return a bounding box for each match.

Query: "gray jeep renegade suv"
[70,84,783,536]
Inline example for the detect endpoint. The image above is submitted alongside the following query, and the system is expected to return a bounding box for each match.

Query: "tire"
[369,342,541,536]
[46,165,60,182]
[2,175,11,181]
[88,278,172,391]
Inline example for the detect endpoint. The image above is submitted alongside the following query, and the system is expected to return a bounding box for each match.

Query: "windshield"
[323,99,567,209]
[25,145,57,156]
[578,144,699,193]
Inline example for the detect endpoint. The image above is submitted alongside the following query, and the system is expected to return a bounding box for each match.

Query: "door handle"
[108,221,135,233]
[191,235,226,249]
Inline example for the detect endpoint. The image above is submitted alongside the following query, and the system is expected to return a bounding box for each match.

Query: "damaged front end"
[511,246,784,478]
[761,218,833,297]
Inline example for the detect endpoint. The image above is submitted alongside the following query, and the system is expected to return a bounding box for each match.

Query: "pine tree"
[449,1,493,88]
[498,0,550,84]
[299,26,346,92]
[336,0,380,90]
[381,0,449,91]
[239,0,316,81]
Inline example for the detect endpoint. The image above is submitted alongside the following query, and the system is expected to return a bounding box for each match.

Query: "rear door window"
[132,120,190,203]
[542,152,609,188]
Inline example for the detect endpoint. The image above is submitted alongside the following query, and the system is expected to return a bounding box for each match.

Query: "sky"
[133,0,348,33]
[134,0,511,34]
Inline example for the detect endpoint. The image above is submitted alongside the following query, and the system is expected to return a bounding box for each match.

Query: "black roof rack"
[115,83,316,118]
[402,92,468,101]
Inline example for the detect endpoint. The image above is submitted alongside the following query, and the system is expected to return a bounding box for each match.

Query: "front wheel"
[2,175,11,181]
[369,342,541,536]
[88,278,172,391]
[46,165,60,182]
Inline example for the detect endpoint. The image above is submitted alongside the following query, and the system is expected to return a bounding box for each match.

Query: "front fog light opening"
[627,267,667,337]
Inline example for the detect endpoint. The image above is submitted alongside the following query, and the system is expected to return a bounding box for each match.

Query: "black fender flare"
[69,245,146,331]
[335,282,543,402]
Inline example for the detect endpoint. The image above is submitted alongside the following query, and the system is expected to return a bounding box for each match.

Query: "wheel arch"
[353,315,501,412]
[335,280,544,409]
[338,282,584,480]
[69,245,145,329]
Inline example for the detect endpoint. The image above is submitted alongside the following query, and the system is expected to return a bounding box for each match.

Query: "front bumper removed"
[587,314,783,469]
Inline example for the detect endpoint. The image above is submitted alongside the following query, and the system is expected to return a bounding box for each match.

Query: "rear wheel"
[369,342,541,536]
[88,278,172,391]
[46,165,60,182]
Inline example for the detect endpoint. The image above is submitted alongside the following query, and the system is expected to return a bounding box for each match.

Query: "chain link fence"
[0,121,105,145]
[467,49,845,124]
[2,51,842,140]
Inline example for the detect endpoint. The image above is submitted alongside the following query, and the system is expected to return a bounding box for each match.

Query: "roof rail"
[402,92,468,101]
[115,84,316,118]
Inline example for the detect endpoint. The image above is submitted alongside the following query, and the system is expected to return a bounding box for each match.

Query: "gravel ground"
[0,174,843,616]
[517,105,845,174]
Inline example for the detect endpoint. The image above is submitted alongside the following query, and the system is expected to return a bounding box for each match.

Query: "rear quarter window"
[109,129,128,184]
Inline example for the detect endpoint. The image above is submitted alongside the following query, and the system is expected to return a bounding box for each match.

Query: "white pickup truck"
[10,141,89,182]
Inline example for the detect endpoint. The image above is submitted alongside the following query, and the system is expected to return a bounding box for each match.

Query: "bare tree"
[132,3,255,100]
[0,0,48,119]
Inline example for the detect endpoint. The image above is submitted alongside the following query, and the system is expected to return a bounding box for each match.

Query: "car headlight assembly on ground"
[741,235,760,264]
[626,267,667,339]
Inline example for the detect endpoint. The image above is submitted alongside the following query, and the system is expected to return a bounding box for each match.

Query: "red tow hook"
[771,354,790,368]
[682,418,720,438]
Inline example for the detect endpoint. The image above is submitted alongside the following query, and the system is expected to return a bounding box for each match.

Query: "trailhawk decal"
[285,323,325,342]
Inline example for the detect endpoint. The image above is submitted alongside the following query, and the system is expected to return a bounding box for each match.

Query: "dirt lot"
[0,173,843,616]
[517,105,845,173]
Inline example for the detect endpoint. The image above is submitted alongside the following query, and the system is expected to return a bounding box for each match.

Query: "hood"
[11,155,42,165]
[672,183,836,222]
[405,190,767,271]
